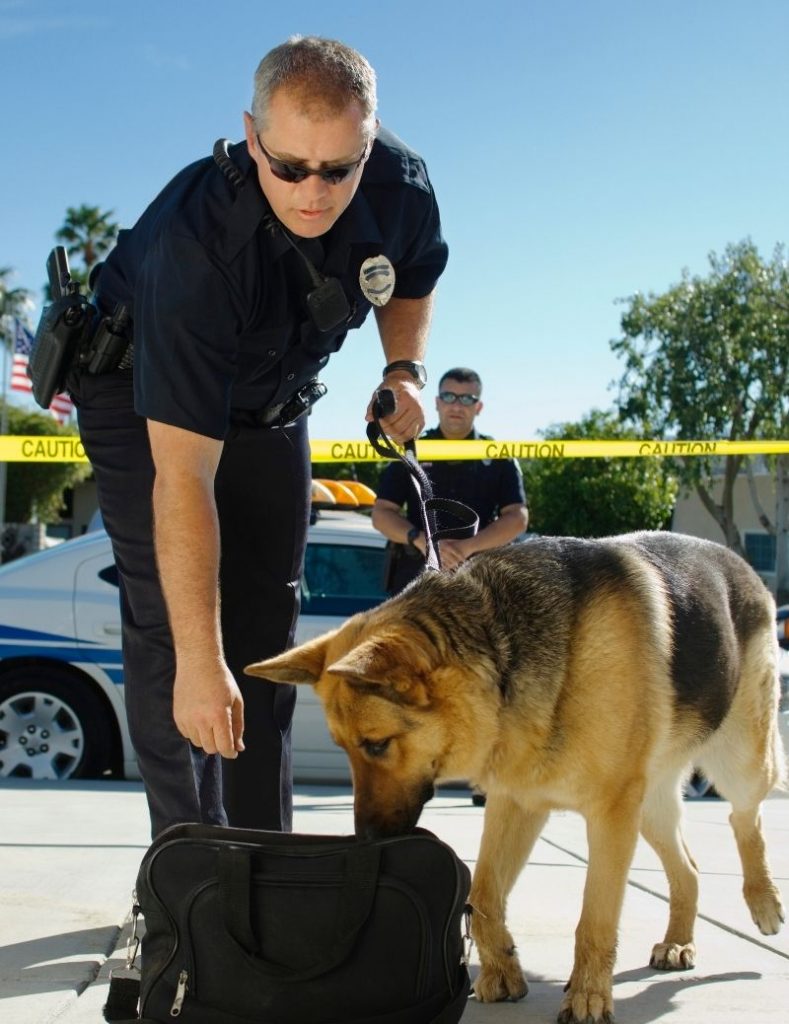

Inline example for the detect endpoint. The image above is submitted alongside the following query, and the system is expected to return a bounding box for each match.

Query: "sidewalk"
[1,779,787,1023]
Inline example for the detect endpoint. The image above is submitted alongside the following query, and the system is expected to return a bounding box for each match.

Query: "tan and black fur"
[247,531,786,1024]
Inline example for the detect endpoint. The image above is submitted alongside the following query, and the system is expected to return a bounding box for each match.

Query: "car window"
[92,538,388,615]
[301,543,387,617]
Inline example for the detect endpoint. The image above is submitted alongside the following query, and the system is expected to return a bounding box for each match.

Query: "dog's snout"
[354,790,434,841]
[356,821,388,841]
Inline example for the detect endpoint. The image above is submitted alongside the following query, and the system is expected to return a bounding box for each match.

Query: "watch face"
[384,360,427,388]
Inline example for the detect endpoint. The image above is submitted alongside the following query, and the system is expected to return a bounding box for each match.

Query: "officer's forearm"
[468,505,529,554]
[147,421,225,668]
[372,501,415,544]
[374,292,435,364]
[152,473,224,666]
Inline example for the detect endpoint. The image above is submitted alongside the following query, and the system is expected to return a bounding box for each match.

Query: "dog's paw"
[558,986,614,1023]
[649,941,696,970]
[745,884,785,935]
[473,960,528,1002]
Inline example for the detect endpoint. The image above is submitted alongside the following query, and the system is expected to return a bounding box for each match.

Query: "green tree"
[611,240,789,554]
[523,409,678,537]
[0,401,91,522]
[54,204,119,291]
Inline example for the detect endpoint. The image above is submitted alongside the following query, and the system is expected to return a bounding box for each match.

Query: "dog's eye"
[361,738,391,758]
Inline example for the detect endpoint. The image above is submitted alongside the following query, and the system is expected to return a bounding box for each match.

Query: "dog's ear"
[328,635,431,707]
[245,630,337,685]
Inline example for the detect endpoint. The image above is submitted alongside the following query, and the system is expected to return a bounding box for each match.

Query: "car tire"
[0,667,116,780]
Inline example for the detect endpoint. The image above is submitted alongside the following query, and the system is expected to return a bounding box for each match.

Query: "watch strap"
[382,360,427,389]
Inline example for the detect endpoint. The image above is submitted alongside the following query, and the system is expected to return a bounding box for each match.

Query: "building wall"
[672,470,777,587]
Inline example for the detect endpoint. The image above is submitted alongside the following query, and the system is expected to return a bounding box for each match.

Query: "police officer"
[372,368,528,593]
[69,36,448,838]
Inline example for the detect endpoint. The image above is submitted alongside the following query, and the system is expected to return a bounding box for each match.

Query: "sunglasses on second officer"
[438,390,480,406]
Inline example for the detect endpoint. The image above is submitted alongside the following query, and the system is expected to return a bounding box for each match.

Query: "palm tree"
[55,205,119,290]
[0,267,32,353]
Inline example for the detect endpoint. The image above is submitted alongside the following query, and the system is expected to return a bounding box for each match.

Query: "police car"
[0,483,386,785]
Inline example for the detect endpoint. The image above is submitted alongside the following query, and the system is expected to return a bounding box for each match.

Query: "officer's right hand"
[365,378,425,443]
[172,659,245,758]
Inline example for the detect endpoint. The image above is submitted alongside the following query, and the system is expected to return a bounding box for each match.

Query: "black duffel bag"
[106,823,471,1024]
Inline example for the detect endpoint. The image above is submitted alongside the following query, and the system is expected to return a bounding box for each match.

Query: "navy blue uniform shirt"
[376,426,527,530]
[94,127,448,439]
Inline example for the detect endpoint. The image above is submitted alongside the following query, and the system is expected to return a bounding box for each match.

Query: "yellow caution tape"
[1,436,89,462]
[2,435,789,463]
[313,438,789,461]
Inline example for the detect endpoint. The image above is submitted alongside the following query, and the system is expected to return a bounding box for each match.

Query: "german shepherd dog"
[247,532,786,1023]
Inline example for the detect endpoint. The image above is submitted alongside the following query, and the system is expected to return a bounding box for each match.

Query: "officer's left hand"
[365,379,425,443]
[437,538,474,569]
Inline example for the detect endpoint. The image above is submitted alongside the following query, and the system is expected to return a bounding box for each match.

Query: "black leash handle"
[366,389,479,572]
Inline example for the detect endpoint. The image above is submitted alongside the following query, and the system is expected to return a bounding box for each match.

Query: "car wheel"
[684,771,720,799]
[0,667,116,780]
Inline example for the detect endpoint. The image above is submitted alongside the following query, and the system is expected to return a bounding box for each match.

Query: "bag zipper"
[169,968,188,1016]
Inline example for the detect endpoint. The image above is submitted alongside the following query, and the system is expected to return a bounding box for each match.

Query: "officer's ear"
[243,111,258,160]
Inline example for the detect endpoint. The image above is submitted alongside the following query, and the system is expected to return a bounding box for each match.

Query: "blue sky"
[1,0,787,441]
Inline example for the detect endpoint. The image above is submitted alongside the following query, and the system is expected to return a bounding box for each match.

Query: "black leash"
[366,389,479,571]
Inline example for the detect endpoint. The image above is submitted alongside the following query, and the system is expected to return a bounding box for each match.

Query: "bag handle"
[218,843,382,982]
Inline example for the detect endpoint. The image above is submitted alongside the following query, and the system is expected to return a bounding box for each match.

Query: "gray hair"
[252,36,378,140]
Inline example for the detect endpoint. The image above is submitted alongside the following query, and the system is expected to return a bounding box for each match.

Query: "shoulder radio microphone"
[213,138,353,333]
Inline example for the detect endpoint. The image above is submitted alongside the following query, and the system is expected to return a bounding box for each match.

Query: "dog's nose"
[355,821,387,841]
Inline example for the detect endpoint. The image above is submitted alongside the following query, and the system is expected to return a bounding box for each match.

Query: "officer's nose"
[297,173,331,204]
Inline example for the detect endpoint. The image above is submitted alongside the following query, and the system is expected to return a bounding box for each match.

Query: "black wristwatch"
[382,360,427,390]
[406,526,422,550]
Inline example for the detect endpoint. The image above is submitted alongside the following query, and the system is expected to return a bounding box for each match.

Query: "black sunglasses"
[438,391,480,406]
[256,133,368,185]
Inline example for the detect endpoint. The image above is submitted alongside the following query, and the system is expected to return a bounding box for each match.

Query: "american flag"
[11,318,74,425]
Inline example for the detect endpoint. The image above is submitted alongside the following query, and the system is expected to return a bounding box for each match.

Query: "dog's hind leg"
[559,796,642,1024]
[695,653,785,936]
[705,745,786,935]
[470,794,548,1004]
[728,802,785,934]
[640,781,699,970]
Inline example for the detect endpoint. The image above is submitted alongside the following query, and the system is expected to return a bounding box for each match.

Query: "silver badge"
[359,255,395,306]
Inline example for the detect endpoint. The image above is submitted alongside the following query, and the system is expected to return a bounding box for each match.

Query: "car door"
[73,551,124,686]
[291,524,388,783]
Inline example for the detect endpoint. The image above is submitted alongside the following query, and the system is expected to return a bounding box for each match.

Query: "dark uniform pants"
[71,369,311,838]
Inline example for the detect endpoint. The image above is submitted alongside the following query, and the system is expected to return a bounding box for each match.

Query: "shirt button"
[287,373,295,381]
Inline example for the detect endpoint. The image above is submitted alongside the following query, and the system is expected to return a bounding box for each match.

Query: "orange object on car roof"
[311,479,337,506]
[312,478,376,509]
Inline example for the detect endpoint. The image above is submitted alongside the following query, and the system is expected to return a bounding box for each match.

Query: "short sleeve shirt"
[376,427,527,530]
[94,128,448,439]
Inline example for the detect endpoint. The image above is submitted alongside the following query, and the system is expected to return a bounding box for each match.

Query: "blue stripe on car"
[0,623,104,646]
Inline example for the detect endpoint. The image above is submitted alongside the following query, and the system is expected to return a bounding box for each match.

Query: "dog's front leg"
[470,795,549,1003]
[559,806,640,1024]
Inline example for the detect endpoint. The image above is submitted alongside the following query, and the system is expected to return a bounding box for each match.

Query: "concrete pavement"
[1,779,787,1023]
